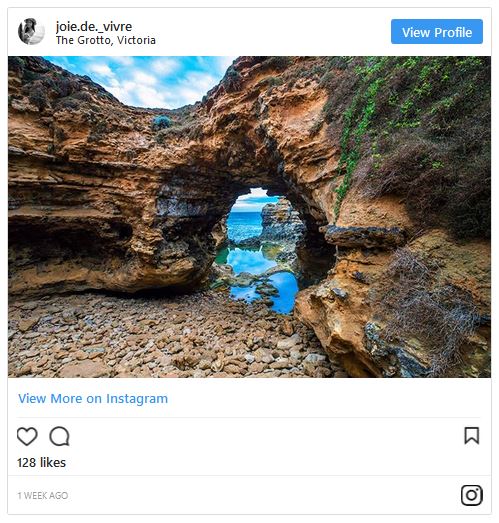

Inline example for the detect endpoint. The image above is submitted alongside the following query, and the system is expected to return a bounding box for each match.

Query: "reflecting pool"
[216,246,277,275]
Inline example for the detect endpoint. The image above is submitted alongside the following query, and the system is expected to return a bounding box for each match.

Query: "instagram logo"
[6,4,492,517]
[461,485,483,506]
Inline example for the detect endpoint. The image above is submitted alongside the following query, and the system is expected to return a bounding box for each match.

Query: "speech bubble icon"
[464,426,479,445]
[49,426,70,446]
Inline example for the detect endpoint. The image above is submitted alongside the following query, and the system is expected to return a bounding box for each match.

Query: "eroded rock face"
[323,225,406,249]
[211,216,228,249]
[295,227,491,377]
[260,197,305,243]
[8,56,491,377]
[8,56,334,295]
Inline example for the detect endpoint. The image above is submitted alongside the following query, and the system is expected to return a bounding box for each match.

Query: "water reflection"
[267,272,299,314]
[228,270,298,314]
[216,247,277,275]
[217,245,299,314]
[230,286,260,302]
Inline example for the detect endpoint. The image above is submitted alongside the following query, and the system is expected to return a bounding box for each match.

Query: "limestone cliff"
[8,56,490,377]
[260,197,305,243]
[211,216,228,249]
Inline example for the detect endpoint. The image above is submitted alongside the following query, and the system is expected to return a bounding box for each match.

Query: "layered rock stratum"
[8,56,490,377]
[260,197,305,243]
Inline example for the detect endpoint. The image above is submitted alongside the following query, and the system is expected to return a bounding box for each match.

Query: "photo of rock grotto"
[8,56,491,378]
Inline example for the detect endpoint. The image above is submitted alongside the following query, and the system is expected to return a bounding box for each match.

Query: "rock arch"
[8,56,491,378]
[8,56,335,296]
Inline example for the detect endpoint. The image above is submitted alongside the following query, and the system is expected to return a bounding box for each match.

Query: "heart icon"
[17,427,38,446]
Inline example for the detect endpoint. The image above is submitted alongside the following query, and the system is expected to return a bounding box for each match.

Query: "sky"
[44,56,236,108]
[232,188,279,213]
[43,58,276,212]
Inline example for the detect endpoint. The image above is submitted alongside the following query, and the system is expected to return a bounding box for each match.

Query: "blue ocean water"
[227,212,262,242]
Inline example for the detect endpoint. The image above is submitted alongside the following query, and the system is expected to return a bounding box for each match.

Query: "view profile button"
[391,19,483,44]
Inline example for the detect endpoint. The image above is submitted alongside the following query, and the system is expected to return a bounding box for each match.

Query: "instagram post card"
[3,2,494,519]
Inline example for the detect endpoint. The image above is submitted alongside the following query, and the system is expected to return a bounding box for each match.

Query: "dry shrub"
[222,66,242,93]
[259,56,292,72]
[356,131,438,197]
[319,63,363,124]
[358,123,490,239]
[377,248,480,376]
[319,56,491,240]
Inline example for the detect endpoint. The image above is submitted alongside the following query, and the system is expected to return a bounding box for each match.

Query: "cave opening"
[212,187,316,314]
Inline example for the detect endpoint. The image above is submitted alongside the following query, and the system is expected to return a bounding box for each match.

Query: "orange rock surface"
[8,56,490,377]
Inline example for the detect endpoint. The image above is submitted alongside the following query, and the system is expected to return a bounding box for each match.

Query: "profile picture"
[18,18,45,45]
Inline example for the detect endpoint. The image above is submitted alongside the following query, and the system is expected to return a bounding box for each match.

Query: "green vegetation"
[222,66,242,92]
[261,56,292,72]
[151,115,172,131]
[8,56,24,74]
[319,56,490,238]
[334,75,382,219]
[28,87,48,111]
[9,57,89,114]
[154,120,201,144]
